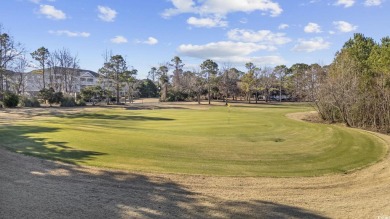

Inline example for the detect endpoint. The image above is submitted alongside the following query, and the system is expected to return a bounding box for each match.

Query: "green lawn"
[0,104,387,177]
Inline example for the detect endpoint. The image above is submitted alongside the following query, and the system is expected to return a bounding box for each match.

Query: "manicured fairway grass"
[0,104,387,177]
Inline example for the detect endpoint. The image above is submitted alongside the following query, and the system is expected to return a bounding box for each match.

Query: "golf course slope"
[0,103,387,177]
[0,104,389,218]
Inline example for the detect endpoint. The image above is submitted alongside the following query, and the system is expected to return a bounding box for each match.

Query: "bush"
[3,92,19,108]
[39,88,63,106]
[19,96,41,107]
[52,92,64,105]
[167,90,189,102]
[139,79,158,98]
[60,96,76,107]
[77,99,86,106]
[60,97,86,107]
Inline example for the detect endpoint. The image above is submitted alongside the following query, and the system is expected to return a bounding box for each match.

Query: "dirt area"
[286,111,324,123]
[1,107,390,218]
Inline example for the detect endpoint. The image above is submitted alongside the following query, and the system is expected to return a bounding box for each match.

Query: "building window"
[80,78,86,82]
[87,78,93,82]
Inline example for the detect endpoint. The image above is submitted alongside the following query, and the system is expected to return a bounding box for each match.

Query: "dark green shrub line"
[19,96,41,107]
[3,92,19,108]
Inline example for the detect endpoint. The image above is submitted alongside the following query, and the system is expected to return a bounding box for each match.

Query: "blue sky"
[1,0,389,78]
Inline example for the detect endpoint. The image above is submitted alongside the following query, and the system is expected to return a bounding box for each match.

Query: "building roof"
[79,69,100,78]
[27,67,100,78]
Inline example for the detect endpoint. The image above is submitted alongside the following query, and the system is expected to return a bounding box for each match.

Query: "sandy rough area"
[1,108,389,218]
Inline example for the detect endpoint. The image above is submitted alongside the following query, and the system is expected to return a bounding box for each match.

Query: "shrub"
[3,92,19,108]
[38,88,54,104]
[19,96,41,107]
[60,96,76,107]
[60,97,86,107]
[77,99,86,106]
[167,90,189,102]
[39,88,63,106]
[52,92,64,105]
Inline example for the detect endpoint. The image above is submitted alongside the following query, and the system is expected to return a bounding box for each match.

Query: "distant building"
[3,68,135,100]
[5,67,101,96]
[79,70,100,91]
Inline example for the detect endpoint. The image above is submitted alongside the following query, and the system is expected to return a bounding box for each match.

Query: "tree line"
[97,55,328,105]
[1,24,83,106]
[315,33,390,133]
[142,57,327,105]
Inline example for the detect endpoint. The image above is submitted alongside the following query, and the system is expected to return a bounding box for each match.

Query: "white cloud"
[163,0,283,18]
[304,22,322,33]
[201,0,283,17]
[39,4,66,20]
[98,6,117,22]
[292,37,331,52]
[364,0,384,6]
[239,18,248,24]
[178,41,285,65]
[248,56,286,65]
[136,37,158,45]
[227,29,291,45]
[333,21,358,32]
[30,0,56,3]
[111,36,128,44]
[162,0,196,17]
[334,0,355,7]
[212,56,285,65]
[49,30,90,37]
[177,41,274,61]
[187,16,228,28]
[278,23,289,30]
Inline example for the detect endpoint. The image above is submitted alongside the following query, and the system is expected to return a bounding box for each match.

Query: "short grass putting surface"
[0,104,387,177]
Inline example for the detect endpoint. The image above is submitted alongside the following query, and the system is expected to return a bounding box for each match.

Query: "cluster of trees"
[97,53,138,105]
[30,46,80,94]
[0,25,25,99]
[315,33,390,133]
[143,56,327,105]
[79,53,160,105]
[1,24,81,106]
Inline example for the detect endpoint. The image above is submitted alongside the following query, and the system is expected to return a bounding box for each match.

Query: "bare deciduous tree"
[0,25,25,98]
[10,55,29,94]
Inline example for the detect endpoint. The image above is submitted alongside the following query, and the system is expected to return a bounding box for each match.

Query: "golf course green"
[0,104,387,177]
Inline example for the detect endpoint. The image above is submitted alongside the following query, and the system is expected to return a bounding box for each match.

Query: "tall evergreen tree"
[200,59,218,105]
[31,47,50,89]
[99,54,129,104]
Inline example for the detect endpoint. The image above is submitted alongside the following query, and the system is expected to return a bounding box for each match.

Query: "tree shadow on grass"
[0,122,328,218]
[232,104,293,109]
[0,125,106,165]
[125,105,188,111]
[0,108,84,119]
[0,147,330,219]
[55,113,175,121]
